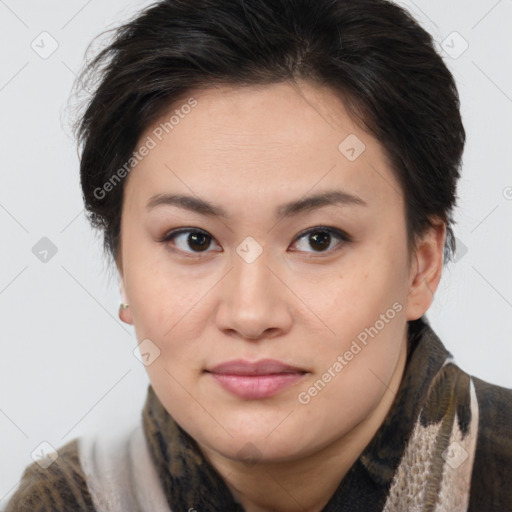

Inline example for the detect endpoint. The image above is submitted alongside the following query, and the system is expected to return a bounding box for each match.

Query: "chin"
[197,422,319,464]
[219,438,306,465]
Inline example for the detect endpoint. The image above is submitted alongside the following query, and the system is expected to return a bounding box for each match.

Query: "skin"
[117,80,445,512]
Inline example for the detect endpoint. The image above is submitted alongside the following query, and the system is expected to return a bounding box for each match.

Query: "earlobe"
[405,220,446,321]
[119,279,134,325]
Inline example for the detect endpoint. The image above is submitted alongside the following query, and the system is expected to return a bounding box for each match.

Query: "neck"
[198,339,408,512]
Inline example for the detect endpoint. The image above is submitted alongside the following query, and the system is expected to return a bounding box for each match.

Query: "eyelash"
[158,226,352,258]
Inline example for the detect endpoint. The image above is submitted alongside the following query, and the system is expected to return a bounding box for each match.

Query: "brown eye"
[161,228,221,255]
[308,231,331,251]
[291,227,350,254]
[187,232,211,251]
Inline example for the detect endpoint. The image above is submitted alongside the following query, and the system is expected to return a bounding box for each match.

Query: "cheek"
[318,259,405,331]
[125,267,213,379]
[306,245,408,369]
[298,304,407,421]
[123,247,192,335]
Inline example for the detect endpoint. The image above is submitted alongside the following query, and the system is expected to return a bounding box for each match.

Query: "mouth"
[205,359,308,400]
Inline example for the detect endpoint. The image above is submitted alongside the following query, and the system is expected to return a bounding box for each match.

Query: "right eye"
[160,228,222,256]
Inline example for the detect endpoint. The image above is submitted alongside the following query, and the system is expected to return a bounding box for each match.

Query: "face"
[118,81,431,464]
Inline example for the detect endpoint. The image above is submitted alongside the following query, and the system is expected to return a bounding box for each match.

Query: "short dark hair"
[75,0,465,268]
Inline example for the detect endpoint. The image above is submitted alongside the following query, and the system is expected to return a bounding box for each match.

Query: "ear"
[405,219,446,321]
[116,248,134,325]
[118,276,134,325]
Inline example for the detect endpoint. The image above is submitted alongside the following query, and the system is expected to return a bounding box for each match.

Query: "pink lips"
[206,359,307,400]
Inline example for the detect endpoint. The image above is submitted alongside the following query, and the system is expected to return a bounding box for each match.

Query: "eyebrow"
[146,190,367,220]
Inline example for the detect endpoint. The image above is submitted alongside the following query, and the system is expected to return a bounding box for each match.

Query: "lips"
[207,358,307,376]
[205,359,308,400]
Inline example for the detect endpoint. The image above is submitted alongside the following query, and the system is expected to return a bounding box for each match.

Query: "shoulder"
[468,375,512,511]
[4,438,96,512]
[473,374,512,437]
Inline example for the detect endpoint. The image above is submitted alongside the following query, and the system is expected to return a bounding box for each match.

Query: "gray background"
[1,0,511,504]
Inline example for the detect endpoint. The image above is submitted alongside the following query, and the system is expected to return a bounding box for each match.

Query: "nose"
[214,248,293,342]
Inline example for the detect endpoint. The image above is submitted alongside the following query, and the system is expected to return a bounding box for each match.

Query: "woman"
[5,0,512,510]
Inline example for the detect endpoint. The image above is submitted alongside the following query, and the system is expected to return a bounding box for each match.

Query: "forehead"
[125,81,402,212]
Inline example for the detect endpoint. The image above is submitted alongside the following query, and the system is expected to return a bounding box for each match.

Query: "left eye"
[290,227,350,254]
